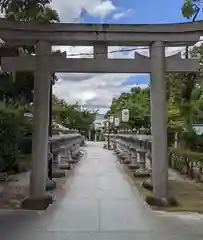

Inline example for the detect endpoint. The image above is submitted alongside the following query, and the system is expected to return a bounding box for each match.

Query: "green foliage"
[0,72,34,104]
[0,0,58,172]
[166,44,203,133]
[179,130,203,151]
[106,86,150,129]
[0,0,60,105]
[52,95,97,135]
[5,5,59,23]
[0,0,51,13]
[0,104,21,172]
[170,147,203,162]
[170,147,203,178]
[0,0,63,173]
[0,102,32,173]
[181,0,201,19]
[0,0,59,23]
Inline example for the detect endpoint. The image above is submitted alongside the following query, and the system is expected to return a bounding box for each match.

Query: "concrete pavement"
[0,142,203,240]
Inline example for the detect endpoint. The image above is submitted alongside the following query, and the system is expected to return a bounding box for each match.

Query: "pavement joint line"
[46,229,153,233]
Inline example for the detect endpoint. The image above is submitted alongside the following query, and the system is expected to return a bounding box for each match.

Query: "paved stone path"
[1,142,203,239]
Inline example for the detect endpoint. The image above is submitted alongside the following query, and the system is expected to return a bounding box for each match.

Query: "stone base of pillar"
[114,149,120,154]
[52,169,66,178]
[123,159,131,165]
[118,152,127,160]
[72,154,80,161]
[145,196,178,207]
[59,163,71,170]
[21,195,53,210]
[46,179,57,191]
[128,163,140,170]
[134,169,150,178]
[66,159,78,165]
[142,178,153,191]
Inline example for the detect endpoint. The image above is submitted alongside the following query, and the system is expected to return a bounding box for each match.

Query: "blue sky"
[83,0,198,24]
[79,0,203,89]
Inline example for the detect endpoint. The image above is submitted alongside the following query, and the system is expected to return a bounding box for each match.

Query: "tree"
[52,95,97,136]
[0,0,60,105]
[182,0,201,19]
[0,0,59,22]
[106,86,150,129]
[0,0,61,173]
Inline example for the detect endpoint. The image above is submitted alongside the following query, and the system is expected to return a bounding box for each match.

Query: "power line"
[66,47,147,57]
[66,47,168,57]
[65,40,203,57]
[66,47,190,57]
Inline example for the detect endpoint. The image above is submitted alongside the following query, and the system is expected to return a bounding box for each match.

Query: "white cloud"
[54,73,149,113]
[53,72,135,106]
[88,0,116,19]
[51,0,116,22]
[113,9,134,20]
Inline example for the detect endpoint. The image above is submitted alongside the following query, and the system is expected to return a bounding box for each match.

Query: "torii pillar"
[22,41,54,209]
[150,41,168,201]
[30,41,51,198]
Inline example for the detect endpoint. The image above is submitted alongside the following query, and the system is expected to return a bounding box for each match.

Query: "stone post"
[139,150,147,171]
[174,132,178,148]
[123,140,131,165]
[52,151,66,178]
[88,131,91,141]
[113,133,117,150]
[150,41,168,200]
[52,152,60,168]
[30,41,51,197]
[114,139,120,154]
[128,141,140,170]
[134,149,150,177]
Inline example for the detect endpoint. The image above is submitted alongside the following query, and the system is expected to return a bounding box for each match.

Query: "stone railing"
[52,127,79,136]
[49,133,84,175]
[105,132,153,190]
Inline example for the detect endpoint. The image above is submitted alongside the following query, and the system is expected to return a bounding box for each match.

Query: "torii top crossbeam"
[0,18,202,46]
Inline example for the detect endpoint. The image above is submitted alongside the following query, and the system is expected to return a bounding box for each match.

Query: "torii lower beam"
[1,54,199,73]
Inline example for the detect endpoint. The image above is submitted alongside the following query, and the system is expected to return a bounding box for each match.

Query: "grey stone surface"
[21,195,53,210]
[52,170,66,178]
[58,163,71,170]
[46,179,57,191]
[1,142,203,239]
[0,185,4,194]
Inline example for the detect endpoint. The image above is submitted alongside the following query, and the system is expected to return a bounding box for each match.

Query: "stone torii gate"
[0,19,201,205]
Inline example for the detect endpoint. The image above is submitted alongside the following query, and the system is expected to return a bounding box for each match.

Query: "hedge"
[169,147,203,180]
[0,104,32,173]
